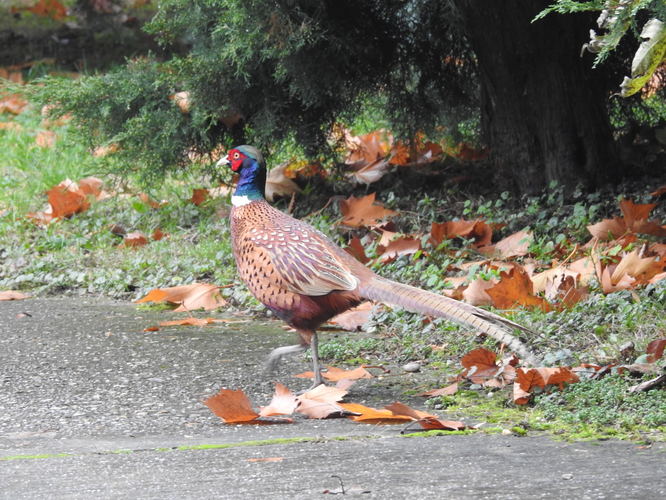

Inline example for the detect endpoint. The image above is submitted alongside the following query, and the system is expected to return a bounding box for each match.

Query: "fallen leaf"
[413,417,467,431]
[121,231,149,248]
[0,290,29,301]
[338,403,413,424]
[611,249,665,285]
[296,384,349,419]
[339,193,397,228]
[430,219,492,247]
[344,236,370,264]
[646,338,666,362]
[462,277,496,306]
[191,188,209,206]
[259,383,298,417]
[295,365,374,382]
[152,228,167,241]
[418,382,459,398]
[247,457,284,463]
[265,162,302,202]
[169,91,190,113]
[377,234,422,263]
[158,317,225,327]
[35,130,56,148]
[135,283,227,311]
[329,302,374,331]
[384,402,435,420]
[204,388,260,423]
[485,267,551,311]
[479,230,533,258]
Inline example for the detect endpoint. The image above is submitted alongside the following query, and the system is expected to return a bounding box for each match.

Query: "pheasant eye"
[233,152,240,159]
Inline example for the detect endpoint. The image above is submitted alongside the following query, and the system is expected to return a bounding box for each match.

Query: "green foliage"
[535,374,666,429]
[29,0,477,181]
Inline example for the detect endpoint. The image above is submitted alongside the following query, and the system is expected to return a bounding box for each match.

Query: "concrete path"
[1,298,664,499]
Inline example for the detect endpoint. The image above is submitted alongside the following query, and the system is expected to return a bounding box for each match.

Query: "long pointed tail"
[359,276,540,366]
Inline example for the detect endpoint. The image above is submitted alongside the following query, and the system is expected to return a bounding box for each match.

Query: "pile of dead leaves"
[204,381,466,431]
[27,177,108,224]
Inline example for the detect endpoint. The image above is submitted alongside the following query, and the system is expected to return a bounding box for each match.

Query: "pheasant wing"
[249,227,358,296]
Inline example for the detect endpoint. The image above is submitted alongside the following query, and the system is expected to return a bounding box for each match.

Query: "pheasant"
[219,145,539,387]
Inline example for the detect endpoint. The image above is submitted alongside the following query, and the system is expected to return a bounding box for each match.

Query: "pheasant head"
[218,145,267,205]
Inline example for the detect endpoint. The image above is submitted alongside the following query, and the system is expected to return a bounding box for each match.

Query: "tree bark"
[456,0,621,194]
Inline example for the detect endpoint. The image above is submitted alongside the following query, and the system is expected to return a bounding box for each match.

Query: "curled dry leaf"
[135,283,227,311]
[485,267,551,312]
[259,383,298,417]
[27,177,107,224]
[344,236,370,264]
[338,403,414,424]
[204,388,259,423]
[418,382,459,398]
[0,290,30,301]
[295,365,374,382]
[121,231,149,248]
[588,199,666,239]
[190,188,209,206]
[430,219,492,247]
[479,230,533,259]
[296,384,349,419]
[646,338,666,363]
[329,301,375,331]
[339,193,397,228]
[265,162,302,202]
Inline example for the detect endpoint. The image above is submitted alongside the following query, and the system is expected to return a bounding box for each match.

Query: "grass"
[1,96,665,442]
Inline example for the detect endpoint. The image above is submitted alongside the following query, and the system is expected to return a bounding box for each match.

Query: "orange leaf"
[259,383,298,417]
[418,382,458,398]
[611,249,665,285]
[512,381,532,405]
[296,384,349,419]
[121,231,149,248]
[415,417,466,431]
[430,219,492,247]
[479,230,533,259]
[384,402,435,420]
[344,236,370,264]
[339,193,397,228]
[461,347,497,371]
[135,283,227,311]
[516,368,546,392]
[47,179,89,218]
[0,290,29,301]
[535,367,579,389]
[377,235,422,263]
[35,130,56,148]
[295,365,374,382]
[338,403,414,424]
[0,93,28,115]
[485,267,551,311]
[204,389,260,423]
[247,457,284,463]
[190,188,209,206]
[462,277,496,306]
[646,339,666,363]
[329,302,375,331]
[158,317,223,327]
[152,228,167,241]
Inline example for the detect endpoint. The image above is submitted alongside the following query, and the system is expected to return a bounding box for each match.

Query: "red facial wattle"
[227,149,245,172]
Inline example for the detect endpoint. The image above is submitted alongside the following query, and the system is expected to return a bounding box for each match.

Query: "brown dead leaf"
[430,219,492,247]
[190,188,209,206]
[152,228,167,241]
[259,383,298,417]
[0,93,28,115]
[92,143,119,157]
[377,235,422,263]
[0,290,29,301]
[266,162,302,202]
[486,267,551,311]
[204,388,260,423]
[138,193,165,209]
[295,365,374,382]
[479,230,533,259]
[247,457,285,463]
[35,130,56,148]
[329,302,374,331]
[461,347,497,371]
[646,339,666,363]
[169,91,190,113]
[158,317,225,327]
[414,417,467,431]
[339,193,397,228]
[296,384,348,419]
[338,403,414,424]
[600,265,636,294]
[344,236,370,264]
[462,277,496,306]
[135,283,227,311]
[543,272,589,308]
[588,199,666,239]
[418,382,459,398]
[650,185,666,197]
[121,231,149,248]
[611,249,665,285]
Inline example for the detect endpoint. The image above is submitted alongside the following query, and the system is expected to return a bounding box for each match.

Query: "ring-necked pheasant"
[219,145,539,387]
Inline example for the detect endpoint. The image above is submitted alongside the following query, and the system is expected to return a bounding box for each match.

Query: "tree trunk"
[456,0,621,194]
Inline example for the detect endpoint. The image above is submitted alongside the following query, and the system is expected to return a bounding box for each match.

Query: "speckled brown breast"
[230,200,368,330]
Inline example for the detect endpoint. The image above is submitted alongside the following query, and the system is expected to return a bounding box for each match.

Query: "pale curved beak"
[216,157,230,168]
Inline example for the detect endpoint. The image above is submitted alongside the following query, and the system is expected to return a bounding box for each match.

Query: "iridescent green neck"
[232,157,266,206]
